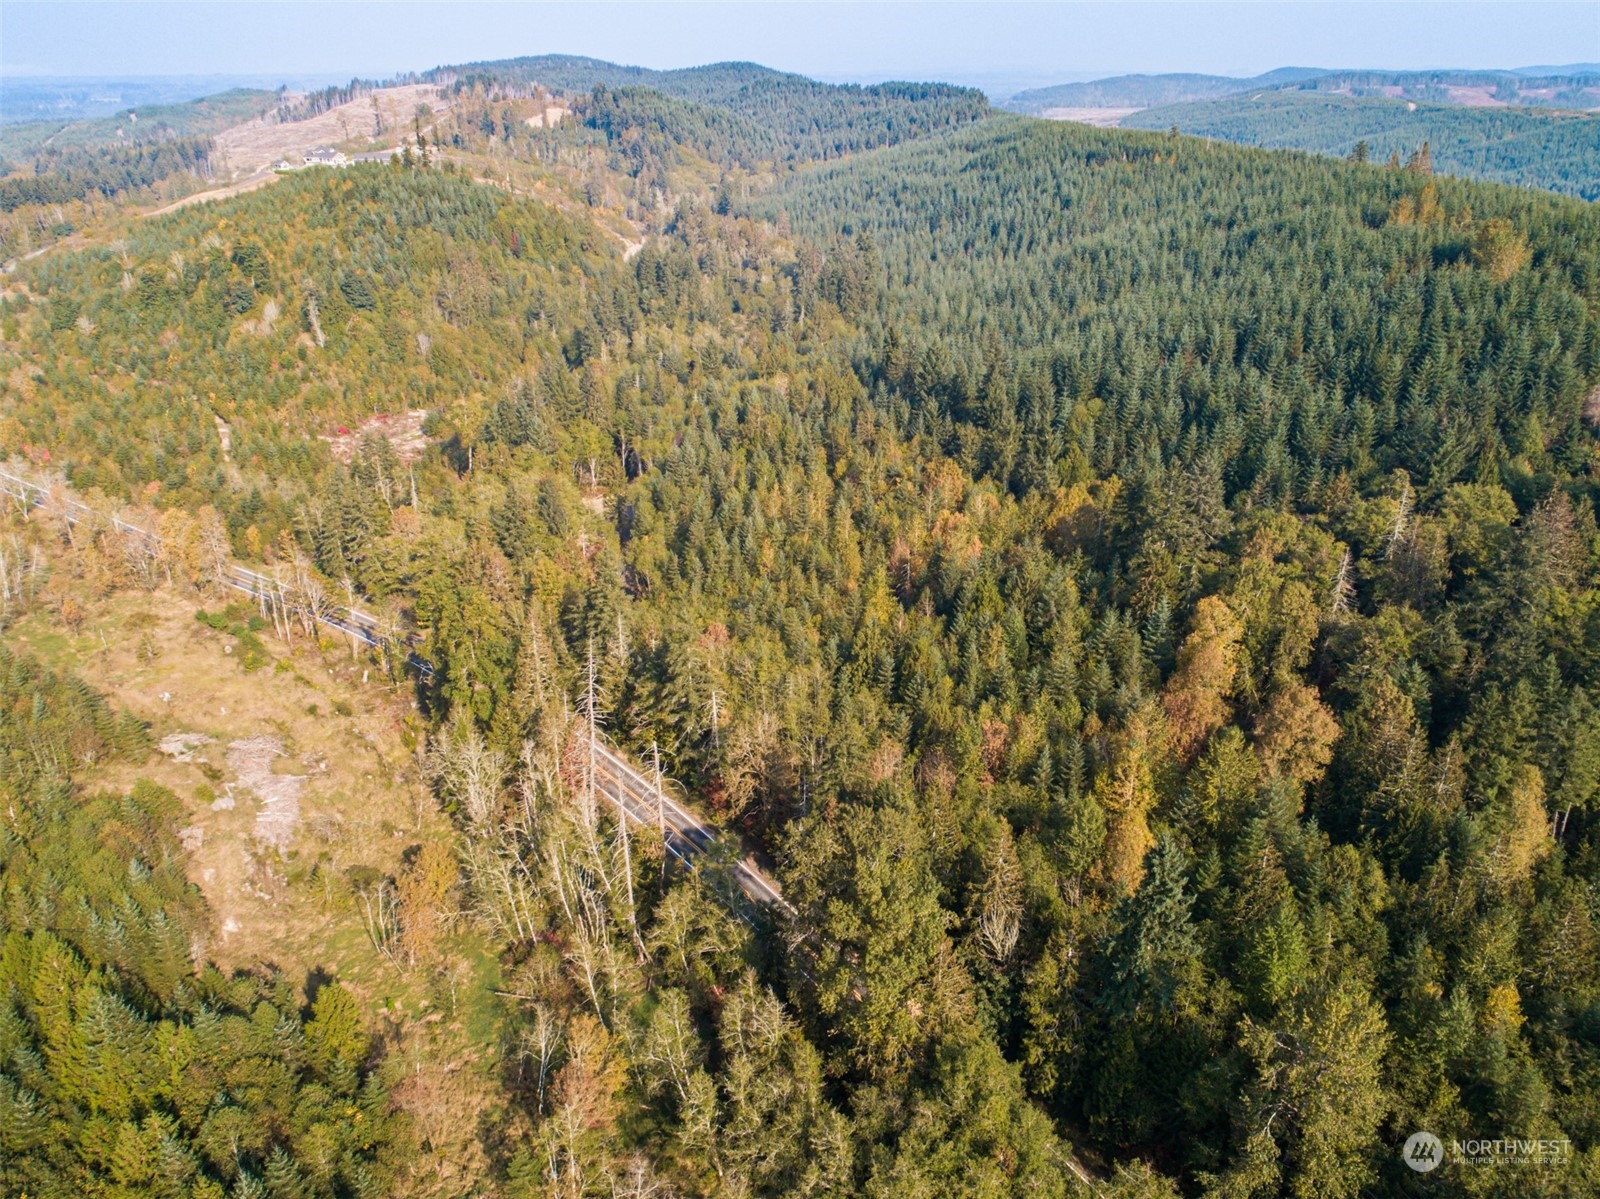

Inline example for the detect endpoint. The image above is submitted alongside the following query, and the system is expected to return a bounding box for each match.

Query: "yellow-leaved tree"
[1163,596,1242,762]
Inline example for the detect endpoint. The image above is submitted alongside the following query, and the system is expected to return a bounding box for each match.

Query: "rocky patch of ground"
[322,408,431,465]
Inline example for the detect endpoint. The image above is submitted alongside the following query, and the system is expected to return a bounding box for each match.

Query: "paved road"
[2,467,1090,1172]
[1,465,790,912]
[590,738,790,912]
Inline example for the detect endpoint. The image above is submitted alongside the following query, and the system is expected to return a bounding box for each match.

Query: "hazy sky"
[4,2,1598,92]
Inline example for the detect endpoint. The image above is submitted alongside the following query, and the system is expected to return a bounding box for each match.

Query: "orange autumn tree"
[1162,595,1243,762]
[1255,681,1341,787]
[1095,701,1164,892]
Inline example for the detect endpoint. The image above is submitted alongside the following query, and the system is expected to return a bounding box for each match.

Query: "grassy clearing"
[5,579,521,1199]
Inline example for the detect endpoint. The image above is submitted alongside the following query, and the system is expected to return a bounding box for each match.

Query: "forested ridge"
[0,136,218,212]
[1003,67,1325,112]
[0,88,279,161]
[2,70,1600,1198]
[1287,68,1600,108]
[438,55,993,162]
[0,88,283,262]
[1005,66,1600,113]
[1121,94,1600,200]
[0,88,281,210]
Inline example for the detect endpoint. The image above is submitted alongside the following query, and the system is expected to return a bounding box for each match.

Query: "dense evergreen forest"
[2,61,1600,1199]
[0,135,217,211]
[1289,69,1600,109]
[1122,94,1600,199]
[0,88,277,255]
[1003,68,1324,112]
[438,55,993,160]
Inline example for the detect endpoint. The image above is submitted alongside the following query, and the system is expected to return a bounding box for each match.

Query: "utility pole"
[584,639,599,829]
[587,637,642,957]
[615,737,642,960]
[652,740,667,892]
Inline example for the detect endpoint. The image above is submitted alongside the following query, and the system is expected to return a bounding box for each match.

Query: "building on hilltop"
[303,147,347,167]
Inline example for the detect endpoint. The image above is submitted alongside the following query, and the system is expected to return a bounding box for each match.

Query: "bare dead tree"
[0,536,45,629]
[1329,547,1354,617]
[341,575,361,659]
[653,741,668,893]
[115,514,162,589]
[976,831,1024,966]
[197,508,232,592]
[580,639,602,831]
[306,294,326,348]
[1386,481,1413,560]
[357,877,401,964]
[427,716,507,831]
[517,1003,562,1116]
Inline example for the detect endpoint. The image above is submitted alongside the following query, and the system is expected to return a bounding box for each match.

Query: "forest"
[1288,69,1600,109]
[0,87,280,161]
[0,644,409,1198]
[1006,67,1600,114]
[2,58,1600,1199]
[1121,94,1600,199]
[436,55,993,161]
[0,135,217,211]
[0,87,280,256]
[1003,68,1323,112]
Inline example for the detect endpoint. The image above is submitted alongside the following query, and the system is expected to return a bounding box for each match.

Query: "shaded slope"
[1123,93,1600,199]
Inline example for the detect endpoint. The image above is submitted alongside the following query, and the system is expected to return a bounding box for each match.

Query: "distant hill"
[1009,63,1600,198]
[0,88,279,162]
[1289,70,1600,110]
[433,55,993,159]
[1123,92,1600,199]
[1004,68,1323,113]
[1514,63,1600,76]
[1005,66,1600,116]
[0,75,342,125]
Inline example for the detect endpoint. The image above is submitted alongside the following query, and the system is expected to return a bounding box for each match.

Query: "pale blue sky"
[4,2,1597,94]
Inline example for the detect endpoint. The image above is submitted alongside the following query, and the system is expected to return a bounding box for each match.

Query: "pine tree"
[1097,835,1199,1017]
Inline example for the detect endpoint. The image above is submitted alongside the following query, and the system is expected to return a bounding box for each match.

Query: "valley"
[2,42,1600,1199]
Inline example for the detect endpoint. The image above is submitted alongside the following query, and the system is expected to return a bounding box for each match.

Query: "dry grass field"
[9,585,423,971]
[5,580,515,1196]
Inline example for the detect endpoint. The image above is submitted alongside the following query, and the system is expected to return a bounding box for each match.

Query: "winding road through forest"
[0,465,789,912]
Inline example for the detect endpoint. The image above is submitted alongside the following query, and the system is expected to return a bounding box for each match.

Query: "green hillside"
[1293,68,1600,109]
[1005,67,1322,112]
[0,88,277,161]
[0,645,409,1198]
[1122,93,1600,199]
[4,67,1600,1199]
[439,54,993,159]
[1005,66,1600,114]
[0,88,280,215]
